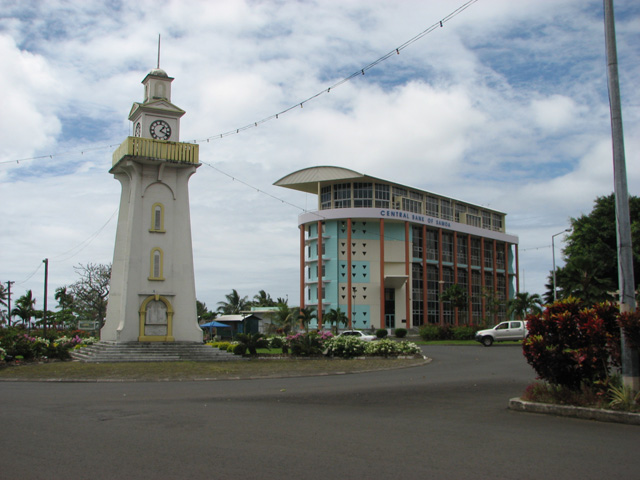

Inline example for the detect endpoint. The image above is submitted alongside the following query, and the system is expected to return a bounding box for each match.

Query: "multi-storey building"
[275,166,519,330]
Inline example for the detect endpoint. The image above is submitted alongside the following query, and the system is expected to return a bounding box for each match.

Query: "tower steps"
[71,342,240,363]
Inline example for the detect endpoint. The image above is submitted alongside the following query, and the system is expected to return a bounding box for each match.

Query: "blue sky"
[1,0,638,314]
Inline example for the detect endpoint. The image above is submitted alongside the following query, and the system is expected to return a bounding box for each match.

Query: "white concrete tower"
[101,68,203,343]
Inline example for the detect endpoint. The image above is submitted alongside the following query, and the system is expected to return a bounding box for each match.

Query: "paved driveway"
[1,345,638,479]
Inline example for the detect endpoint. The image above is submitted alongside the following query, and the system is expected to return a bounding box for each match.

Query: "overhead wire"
[0,0,478,166]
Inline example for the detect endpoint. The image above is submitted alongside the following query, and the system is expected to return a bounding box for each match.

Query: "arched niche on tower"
[139,294,174,342]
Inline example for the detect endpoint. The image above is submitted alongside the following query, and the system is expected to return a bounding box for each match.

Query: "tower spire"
[157,34,161,69]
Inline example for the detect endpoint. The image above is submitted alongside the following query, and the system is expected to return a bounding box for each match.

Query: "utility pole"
[43,259,49,337]
[604,0,639,390]
[7,281,14,327]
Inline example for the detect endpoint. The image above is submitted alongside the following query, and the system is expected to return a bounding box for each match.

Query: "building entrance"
[384,288,395,329]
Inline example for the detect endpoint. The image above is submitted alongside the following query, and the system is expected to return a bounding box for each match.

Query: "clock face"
[134,122,141,137]
[149,119,171,140]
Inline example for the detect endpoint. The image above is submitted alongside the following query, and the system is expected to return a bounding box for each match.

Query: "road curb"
[509,397,640,425]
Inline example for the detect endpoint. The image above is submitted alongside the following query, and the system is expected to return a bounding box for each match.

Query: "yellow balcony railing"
[112,137,199,166]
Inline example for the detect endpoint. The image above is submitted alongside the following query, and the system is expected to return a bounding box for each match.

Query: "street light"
[552,229,571,301]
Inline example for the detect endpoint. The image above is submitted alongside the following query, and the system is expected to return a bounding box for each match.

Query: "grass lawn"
[0,356,427,382]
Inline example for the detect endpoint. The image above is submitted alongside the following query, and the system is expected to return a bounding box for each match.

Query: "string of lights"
[0,0,478,167]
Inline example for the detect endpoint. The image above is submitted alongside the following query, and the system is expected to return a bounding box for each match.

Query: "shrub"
[451,325,476,341]
[269,336,285,349]
[0,347,6,361]
[287,332,324,356]
[365,339,421,357]
[394,328,407,338]
[324,336,367,358]
[236,333,269,355]
[217,342,231,351]
[419,324,440,341]
[232,343,246,355]
[375,329,388,338]
[522,299,621,390]
[618,310,640,350]
[227,343,236,353]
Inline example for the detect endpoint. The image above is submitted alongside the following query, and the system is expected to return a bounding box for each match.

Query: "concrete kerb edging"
[509,397,640,425]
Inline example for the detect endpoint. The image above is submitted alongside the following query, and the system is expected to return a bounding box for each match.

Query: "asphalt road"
[1,345,639,480]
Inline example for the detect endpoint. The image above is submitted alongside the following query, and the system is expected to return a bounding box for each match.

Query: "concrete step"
[71,342,241,363]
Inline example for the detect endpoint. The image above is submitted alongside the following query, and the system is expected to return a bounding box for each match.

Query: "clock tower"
[129,68,185,142]
[101,67,202,343]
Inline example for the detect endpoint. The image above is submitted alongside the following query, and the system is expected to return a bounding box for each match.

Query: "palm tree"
[235,332,269,355]
[296,306,317,332]
[217,289,249,314]
[253,290,276,307]
[268,303,296,335]
[323,307,348,334]
[507,292,543,320]
[12,290,36,329]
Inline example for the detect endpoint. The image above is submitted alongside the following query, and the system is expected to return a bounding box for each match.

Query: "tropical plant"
[323,308,348,334]
[287,331,324,356]
[0,283,7,308]
[268,303,297,335]
[296,306,317,332]
[522,299,621,390]
[235,332,269,355]
[11,290,36,328]
[196,300,217,322]
[440,284,468,309]
[507,292,543,320]
[324,335,367,358]
[253,290,276,307]
[217,289,250,314]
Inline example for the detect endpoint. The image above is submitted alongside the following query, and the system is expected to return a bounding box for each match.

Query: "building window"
[471,271,482,322]
[402,198,422,214]
[426,196,439,217]
[482,211,492,230]
[333,183,351,208]
[375,184,390,208]
[427,265,439,324]
[412,263,424,326]
[442,233,454,264]
[441,199,453,221]
[149,248,164,280]
[412,226,423,259]
[496,242,506,270]
[427,230,438,261]
[470,238,481,267]
[150,203,165,232]
[492,213,503,232]
[353,182,373,208]
[320,186,331,210]
[457,235,468,265]
[455,203,466,223]
[484,241,494,269]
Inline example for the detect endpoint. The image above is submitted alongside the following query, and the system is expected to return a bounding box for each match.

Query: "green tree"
[53,286,77,329]
[268,303,296,335]
[12,290,36,328]
[235,332,269,355]
[507,292,543,320]
[0,283,7,325]
[68,263,111,328]
[296,306,317,332]
[551,194,640,304]
[217,289,249,314]
[440,284,468,309]
[252,290,276,307]
[323,307,348,334]
[197,300,217,322]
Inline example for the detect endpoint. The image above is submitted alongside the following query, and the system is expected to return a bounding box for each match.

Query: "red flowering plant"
[522,298,620,391]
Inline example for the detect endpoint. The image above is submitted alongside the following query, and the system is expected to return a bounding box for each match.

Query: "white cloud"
[1,0,638,314]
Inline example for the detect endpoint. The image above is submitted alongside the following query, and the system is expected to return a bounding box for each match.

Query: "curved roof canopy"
[273,166,366,194]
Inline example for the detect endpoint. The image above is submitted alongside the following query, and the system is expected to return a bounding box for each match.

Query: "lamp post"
[552,229,571,301]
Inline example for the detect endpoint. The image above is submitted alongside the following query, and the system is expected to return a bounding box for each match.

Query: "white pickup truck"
[475,320,528,346]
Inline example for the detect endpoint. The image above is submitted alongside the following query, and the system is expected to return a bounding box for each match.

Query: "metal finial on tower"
[157,34,161,69]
